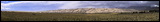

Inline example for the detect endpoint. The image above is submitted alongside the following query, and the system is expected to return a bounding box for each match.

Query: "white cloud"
[58,1,81,9]
[1,3,11,10]
[1,1,9,2]
[151,5,159,7]
[1,6,10,10]
[1,1,71,6]
[1,7,10,9]
[1,1,32,10]
[1,1,75,11]
[1,1,158,11]
[3,1,30,6]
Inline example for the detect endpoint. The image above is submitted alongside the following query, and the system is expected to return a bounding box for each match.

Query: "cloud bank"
[1,1,159,11]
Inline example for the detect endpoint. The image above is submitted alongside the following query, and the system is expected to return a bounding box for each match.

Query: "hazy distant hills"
[119,6,159,11]
[2,7,158,13]
[38,8,140,13]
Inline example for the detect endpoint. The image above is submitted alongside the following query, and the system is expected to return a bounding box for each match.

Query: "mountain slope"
[39,8,140,13]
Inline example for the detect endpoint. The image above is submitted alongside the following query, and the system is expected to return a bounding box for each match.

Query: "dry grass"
[1,12,159,21]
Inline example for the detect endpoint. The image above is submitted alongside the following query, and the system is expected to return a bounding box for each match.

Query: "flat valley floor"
[1,12,159,21]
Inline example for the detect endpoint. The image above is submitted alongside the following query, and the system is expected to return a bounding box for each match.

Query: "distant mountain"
[2,7,158,13]
[116,6,159,12]
[38,8,140,13]
[3,6,158,13]
[119,6,159,11]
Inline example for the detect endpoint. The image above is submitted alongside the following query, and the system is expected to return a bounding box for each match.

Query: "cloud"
[1,3,10,10]
[79,1,151,8]
[58,1,81,9]
[58,1,150,9]
[1,1,159,11]
[1,1,83,11]
[1,7,10,9]
[151,5,159,7]
[1,1,73,11]
[1,1,33,10]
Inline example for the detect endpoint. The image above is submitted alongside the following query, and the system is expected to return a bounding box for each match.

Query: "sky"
[1,1,159,11]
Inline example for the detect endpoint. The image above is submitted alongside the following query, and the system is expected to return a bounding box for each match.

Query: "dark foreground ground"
[1,12,159,21]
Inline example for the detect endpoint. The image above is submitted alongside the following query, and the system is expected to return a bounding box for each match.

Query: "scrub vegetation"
[1,11,159,21]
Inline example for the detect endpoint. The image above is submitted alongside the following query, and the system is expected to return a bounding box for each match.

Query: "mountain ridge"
[38,8,140,13]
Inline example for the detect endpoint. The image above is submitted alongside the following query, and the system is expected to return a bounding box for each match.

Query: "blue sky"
[1,1,17,3]
[1,1,66,11]
[1,1,159,11]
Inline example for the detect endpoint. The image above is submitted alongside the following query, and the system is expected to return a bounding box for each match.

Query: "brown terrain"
[38,8,140,13]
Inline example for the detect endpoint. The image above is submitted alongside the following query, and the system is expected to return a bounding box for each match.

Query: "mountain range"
[1,6,159,13]
[38,8,140,13]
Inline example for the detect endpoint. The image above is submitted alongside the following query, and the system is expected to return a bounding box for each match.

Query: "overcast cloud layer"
[1,1,159,11]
